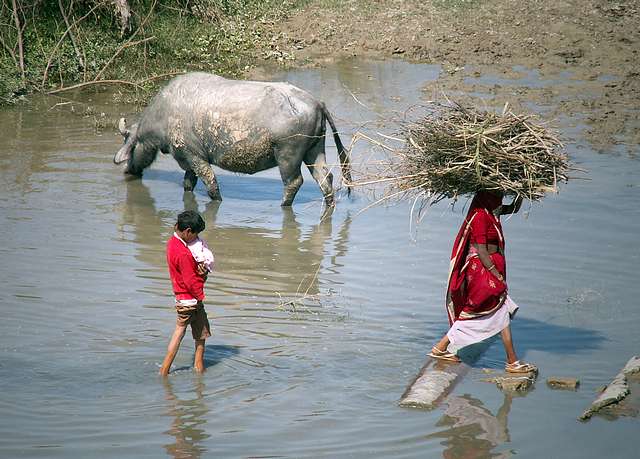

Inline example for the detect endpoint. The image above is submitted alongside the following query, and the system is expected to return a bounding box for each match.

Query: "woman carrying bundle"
[429,190,537,373]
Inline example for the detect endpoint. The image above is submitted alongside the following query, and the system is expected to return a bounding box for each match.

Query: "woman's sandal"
[428,347,460,362]
[505,360,538,374]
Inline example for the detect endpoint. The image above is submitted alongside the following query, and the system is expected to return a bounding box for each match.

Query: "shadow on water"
[510,316,607,357]
[457,316,608,365]
[170,344,240,373]
[203,344,241,368]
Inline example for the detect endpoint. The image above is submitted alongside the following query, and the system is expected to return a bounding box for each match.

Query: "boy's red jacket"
[166,234,205,301]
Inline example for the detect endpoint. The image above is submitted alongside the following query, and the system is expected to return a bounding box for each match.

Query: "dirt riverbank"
[251,0,639,155]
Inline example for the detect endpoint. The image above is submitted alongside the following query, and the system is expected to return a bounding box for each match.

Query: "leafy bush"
[0,0,305,104]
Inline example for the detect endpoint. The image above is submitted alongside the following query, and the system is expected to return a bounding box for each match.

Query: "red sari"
[446,192,508,325]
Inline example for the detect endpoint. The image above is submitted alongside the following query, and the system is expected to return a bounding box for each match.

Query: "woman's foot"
[505,360,537,374]
[428,346,460,362]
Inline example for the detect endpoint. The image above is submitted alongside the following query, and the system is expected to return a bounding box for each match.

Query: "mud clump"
[547,377,580,390]
[214,135,276,174]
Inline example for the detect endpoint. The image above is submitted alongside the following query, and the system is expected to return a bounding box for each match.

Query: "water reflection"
[187,191,350,299]
[428,393,514,459]
[162,378,209,459]
[1,104,89,194]
[120,179,174,274]
[120,179,352,306]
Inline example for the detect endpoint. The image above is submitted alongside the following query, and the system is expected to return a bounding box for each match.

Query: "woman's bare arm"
[500,195,523,215]
[472,243,504,282]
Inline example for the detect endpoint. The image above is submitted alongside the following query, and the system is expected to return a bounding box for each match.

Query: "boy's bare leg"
[500,325,518,364]
[194,339,206,373]
[159,324,187,376]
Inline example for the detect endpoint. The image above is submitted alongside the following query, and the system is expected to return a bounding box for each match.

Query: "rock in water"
[579,355,639,421]
[622,356,640,376]
[494,371,537,392]
[399,359,470,409]
[547,377,580,390]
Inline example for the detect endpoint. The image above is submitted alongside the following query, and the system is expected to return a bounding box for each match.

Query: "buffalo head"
[113,118,143,176]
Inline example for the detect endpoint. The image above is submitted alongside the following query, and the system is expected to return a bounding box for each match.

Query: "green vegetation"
[0,0,305,104]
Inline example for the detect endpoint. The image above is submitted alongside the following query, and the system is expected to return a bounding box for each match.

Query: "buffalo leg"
[174,154,199,193]
[275,143,306,206]
[281,173,303,207]
[304,147,334,206]
[183,170,198,192]
[188,155,222,201]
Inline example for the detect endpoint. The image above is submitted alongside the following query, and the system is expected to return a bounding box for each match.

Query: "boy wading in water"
[160,210,213,376]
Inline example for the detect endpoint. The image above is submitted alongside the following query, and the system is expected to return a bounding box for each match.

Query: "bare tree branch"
[46,79,144,94]
[0,33,18,67]
[42,3,103,88]
[93,36,155,81]
[46,70,185,95]
[93,0,157,81]
[58,0,85,71]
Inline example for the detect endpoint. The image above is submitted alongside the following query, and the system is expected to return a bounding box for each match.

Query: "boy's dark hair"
[176,210,205,233]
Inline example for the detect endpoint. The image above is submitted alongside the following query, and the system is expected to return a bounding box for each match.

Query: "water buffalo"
[113,72,351,206]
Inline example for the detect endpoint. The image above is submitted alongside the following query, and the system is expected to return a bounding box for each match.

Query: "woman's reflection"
[427,393,514,459]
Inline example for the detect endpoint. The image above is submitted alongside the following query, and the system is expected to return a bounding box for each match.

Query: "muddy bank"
[254,0,640,155]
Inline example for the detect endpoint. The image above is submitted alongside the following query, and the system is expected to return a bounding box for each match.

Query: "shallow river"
[1,60,639,458]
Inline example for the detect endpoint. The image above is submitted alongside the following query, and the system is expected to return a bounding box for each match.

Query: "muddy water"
[1,60,639,458]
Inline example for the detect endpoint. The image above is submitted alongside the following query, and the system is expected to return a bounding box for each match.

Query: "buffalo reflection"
[120,180,351,307]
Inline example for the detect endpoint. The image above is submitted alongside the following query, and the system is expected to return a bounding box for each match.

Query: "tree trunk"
[11,0,25,81]
[112,0,132,37]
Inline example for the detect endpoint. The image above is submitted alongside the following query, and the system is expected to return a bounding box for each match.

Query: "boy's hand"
[196,262,208,278]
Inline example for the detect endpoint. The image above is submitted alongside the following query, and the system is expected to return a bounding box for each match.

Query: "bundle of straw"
[358,101,570,204]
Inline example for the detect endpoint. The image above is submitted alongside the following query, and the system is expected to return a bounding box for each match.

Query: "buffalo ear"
[118,117,129,136]
[114,142,133,164]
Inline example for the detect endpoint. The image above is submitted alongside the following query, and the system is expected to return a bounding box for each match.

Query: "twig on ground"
[46,79,144,94]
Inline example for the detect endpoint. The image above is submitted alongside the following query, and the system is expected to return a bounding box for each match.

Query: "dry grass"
[348,100,574,206]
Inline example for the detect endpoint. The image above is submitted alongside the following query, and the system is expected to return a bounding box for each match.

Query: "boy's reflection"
[427,393,514,459]
[162,378,210,459]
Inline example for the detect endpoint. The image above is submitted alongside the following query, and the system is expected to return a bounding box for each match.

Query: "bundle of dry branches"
[351,101,571,205]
